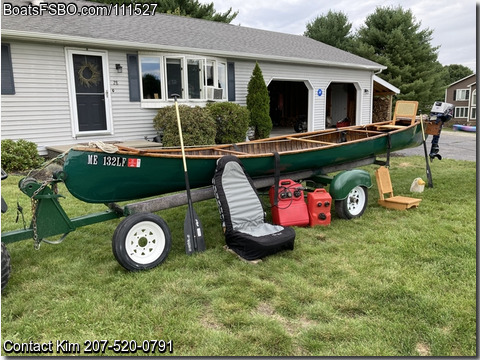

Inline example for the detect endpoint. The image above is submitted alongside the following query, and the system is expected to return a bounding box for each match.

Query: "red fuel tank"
[269,179,309,227]
[307,188,332,226]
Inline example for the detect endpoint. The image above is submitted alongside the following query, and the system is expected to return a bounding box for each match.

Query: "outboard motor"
[428,101,454,160]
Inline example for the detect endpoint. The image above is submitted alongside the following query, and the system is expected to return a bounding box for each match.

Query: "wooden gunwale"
[71,122,416,159]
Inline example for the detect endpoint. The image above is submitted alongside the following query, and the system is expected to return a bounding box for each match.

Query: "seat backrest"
[212,155,265,232]
[392,100,418,125]
[375,166,394,200]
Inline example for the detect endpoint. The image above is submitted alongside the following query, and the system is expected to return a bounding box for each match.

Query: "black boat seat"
[212,155,295,260]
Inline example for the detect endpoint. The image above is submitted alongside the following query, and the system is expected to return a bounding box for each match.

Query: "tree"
[86,0,238,23]
[246,63,271,139]
[442,64,474,86]
[353,6,445,112]
[304,10,353,51]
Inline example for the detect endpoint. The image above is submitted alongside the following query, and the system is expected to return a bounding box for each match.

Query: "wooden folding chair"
[376,100,419,130]
[375,166,421,210]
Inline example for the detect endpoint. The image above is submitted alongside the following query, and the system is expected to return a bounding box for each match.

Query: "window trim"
[454,106,469,118]
[165,56,185,99]
[139,55,164,102]
[138,53,228,106]
[455,89,470,101]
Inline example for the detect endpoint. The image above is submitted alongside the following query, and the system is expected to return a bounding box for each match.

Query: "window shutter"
[227,62,235,101]
[127,53,140,102]
[1,44,15,95]
[453,90,457,101]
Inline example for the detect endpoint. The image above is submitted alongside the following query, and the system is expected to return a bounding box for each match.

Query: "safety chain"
[30,178,55,250]
[25,149,67,249]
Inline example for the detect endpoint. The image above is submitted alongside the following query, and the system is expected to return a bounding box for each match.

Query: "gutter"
[1,29,386,72]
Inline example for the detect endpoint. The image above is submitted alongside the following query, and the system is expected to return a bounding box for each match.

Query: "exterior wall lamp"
[115,64,123,73]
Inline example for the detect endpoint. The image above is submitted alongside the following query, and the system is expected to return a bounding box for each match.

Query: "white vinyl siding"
[1,42,376,154]
[1,43,159,154]
[233,60,373,130]
[1,42,73,152]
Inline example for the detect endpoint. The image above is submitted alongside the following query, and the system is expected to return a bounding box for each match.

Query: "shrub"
[153,105,216,147]
[246,62,272,139]
[1,139,44,173]
[207,102,250,144]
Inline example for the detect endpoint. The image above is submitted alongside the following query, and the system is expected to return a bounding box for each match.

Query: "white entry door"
[66,49,112,136]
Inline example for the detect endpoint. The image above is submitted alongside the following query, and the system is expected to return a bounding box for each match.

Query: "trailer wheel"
[335,185,368,219]
[2,242,11,292]
[112,213,172,271]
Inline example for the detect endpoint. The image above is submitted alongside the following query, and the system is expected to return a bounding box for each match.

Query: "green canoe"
[61,121,423,203]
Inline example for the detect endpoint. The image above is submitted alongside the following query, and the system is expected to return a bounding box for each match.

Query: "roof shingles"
[1,0,382,69]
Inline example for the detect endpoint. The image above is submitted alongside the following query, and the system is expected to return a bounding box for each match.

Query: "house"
[1,0,389,155]
[444,74,476,125]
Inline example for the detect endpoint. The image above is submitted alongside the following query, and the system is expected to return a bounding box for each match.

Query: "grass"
[1,155,476,356]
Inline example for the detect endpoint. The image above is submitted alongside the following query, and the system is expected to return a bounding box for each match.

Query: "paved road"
[393,130,476,162]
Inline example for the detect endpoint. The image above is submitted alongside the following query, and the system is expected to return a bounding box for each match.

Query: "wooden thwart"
[375,166,421,210]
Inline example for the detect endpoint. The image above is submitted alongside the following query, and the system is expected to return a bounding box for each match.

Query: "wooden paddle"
[172,95,206,254]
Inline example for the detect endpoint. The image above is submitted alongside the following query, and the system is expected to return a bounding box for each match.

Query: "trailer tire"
[112,213,172,271]
[335,185,368,219]
[2,242,11,292]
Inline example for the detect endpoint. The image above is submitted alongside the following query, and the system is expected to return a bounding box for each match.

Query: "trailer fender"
[329,169,372,200]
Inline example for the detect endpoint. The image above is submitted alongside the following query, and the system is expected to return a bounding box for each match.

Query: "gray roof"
[1,0,384,70]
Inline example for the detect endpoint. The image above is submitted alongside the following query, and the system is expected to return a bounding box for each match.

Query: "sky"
[208,0,477,71]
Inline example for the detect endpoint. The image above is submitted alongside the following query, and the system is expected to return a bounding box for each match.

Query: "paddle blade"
[184,205,206,254]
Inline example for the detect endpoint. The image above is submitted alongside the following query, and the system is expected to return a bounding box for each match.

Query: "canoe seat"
[375,166,421,210]
[376,100,419,130]
[212,155,295,261]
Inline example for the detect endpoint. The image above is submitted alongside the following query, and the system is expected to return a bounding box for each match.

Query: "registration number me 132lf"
[87,154,141,168]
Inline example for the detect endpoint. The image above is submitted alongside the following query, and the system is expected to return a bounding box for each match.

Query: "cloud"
[209,0,476,70]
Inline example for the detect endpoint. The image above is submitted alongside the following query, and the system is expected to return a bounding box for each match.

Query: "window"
[204,60,214,86]
[472,89,476,106]
[471,108,476,119]
[455,107,468,118]
[138,54,227,103]
[455,89,470,101]
[187,59,202,99]
[166,57,183,99]
[217,62,226,91]
[1,43,15,95]
[141,56,162,100]
[204,60,226,100]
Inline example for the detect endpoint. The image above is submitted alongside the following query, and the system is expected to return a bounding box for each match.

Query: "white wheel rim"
[346,186,366,216]
[125,221,166,265]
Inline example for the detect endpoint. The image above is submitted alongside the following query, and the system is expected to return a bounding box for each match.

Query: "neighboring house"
[1,0,389,155]
[445,74,476,125]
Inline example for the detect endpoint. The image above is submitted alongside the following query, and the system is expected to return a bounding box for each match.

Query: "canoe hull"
[62,124,423,203]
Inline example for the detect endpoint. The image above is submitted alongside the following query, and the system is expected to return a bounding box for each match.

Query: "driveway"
[393,130,476,162]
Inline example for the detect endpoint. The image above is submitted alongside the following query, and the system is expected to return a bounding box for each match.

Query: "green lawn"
[1,156,476,356]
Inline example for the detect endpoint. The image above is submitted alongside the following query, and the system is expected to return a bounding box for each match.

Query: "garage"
[325,82,358,128]
[268,80,309,132]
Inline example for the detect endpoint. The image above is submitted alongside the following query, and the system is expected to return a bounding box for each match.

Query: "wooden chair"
[376,100,419,130]
[375,166,421,210]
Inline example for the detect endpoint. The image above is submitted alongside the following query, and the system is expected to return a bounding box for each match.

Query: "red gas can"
[269,179,309,227]
[307,188,332,226]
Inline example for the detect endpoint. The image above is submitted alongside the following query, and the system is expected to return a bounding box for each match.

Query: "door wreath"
[77,61,101,88]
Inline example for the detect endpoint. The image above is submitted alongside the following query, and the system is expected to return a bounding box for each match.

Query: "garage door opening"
[268,80,308,132]
[326,83,357,128]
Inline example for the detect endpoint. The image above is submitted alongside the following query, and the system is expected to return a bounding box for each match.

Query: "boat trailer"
[1,156,378,289]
